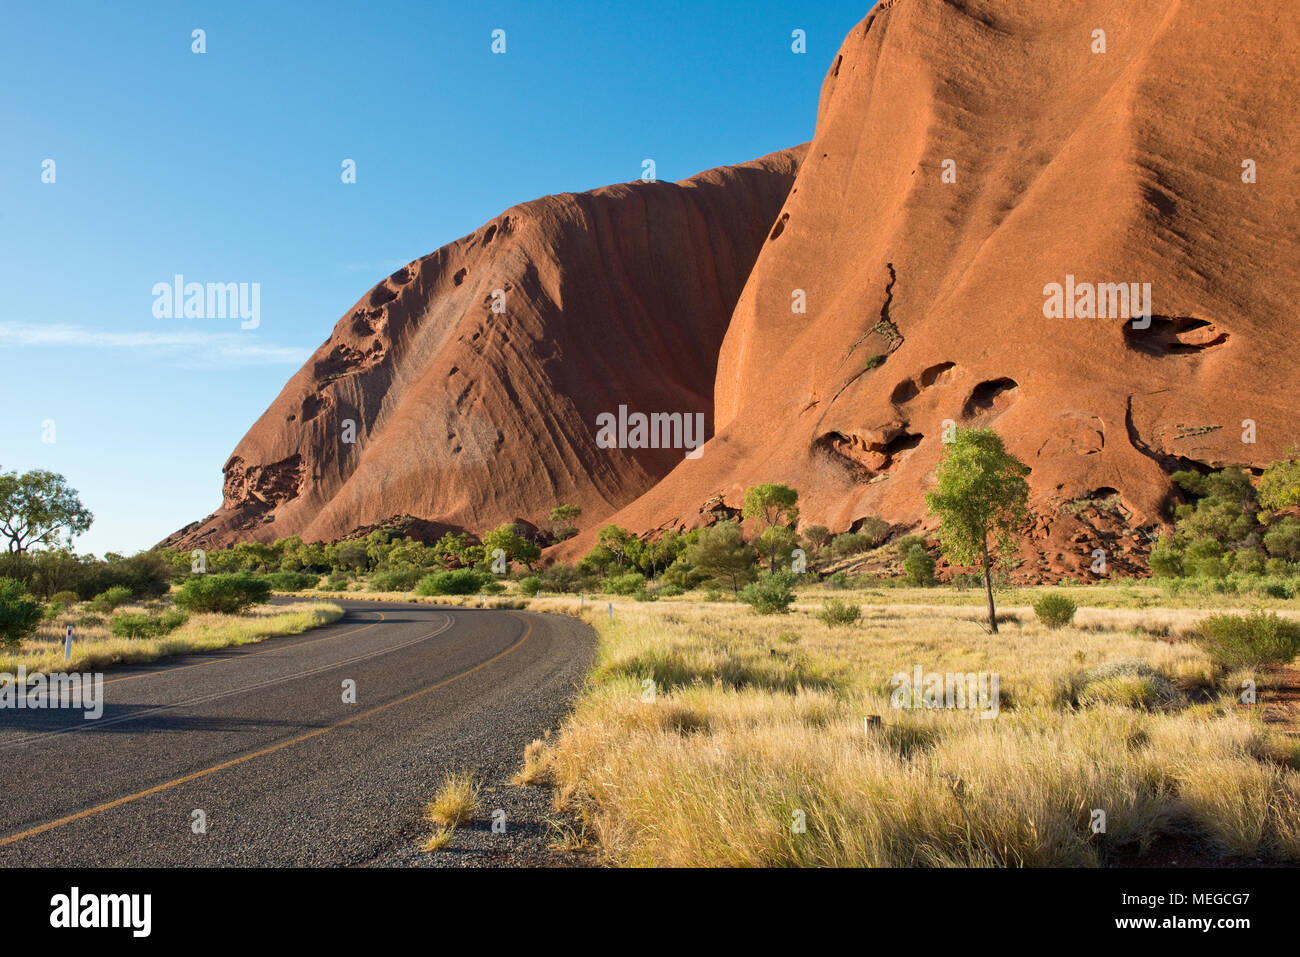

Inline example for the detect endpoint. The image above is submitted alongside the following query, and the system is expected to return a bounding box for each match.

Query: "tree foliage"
[0,468,93,553]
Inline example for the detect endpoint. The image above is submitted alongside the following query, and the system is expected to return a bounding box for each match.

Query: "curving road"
[0,600,595,866]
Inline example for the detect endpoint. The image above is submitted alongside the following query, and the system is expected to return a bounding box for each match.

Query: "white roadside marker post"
[64,625,74,662]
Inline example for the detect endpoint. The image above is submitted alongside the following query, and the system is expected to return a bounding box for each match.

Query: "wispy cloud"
[0,322,311,366]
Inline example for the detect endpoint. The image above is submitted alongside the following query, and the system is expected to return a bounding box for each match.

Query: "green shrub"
[415,569,486,596]
[830,533,873,558]
[601,573,646,596]
[1264,517,1300,562]
[368,568,421,592]
[854,517,891,546]
[1191,611,1300,670]
[739,572,796,615]
[817,598,861,627]
[110,609,188,639]
[902,545,935,586]
[0,577,43,649]
[51,590,79,608]
[540,563,583,593]
[827,571,851,589]
[174,573,272,614]
[1148,544,1184,578]
[661,559,706,592]
[1033,593,1077,629]
[320,576,348,591]
[480,580,506,595]
[90,585,134,613]
[263,570,317,592]
[518,575,543,595]
[658,584,684,597]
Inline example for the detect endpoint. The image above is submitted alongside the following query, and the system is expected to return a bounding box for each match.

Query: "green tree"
[802,525,831,556]
[1258,447,1300,512]
[596,525,637,570]
[684,522,758,594]
[0,468,93,553]
[482,523,541,570]
[549,504,583,541]
[742,483,800,570]
[924,428,1029,633]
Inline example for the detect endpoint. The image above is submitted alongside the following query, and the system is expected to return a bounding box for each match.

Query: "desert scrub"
[175,572,271,614]
[415,569,487,596]
[0,577,43,649]
[817,598,861,627]
[0,601,344,677]
[1033,593,1077,629]
[90,585,133,613]
[520,592,1297,865]
[424,773,479,827]
[1190,611,1300,670]
[109,608,188,639]
[739,572,796,615]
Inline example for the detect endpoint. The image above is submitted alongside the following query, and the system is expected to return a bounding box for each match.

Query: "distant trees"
[925,428,1029,633]
[0,468,93,553]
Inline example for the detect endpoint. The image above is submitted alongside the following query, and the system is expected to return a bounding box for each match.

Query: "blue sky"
[1,0,870,556]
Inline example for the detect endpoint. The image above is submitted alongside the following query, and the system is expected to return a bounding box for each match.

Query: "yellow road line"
[97,611,385,687]
[0,613,531,849]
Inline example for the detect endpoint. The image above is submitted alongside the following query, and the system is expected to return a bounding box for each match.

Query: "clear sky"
[1,0,871,556]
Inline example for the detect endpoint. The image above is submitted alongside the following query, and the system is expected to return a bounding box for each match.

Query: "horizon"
[1,0,871,556]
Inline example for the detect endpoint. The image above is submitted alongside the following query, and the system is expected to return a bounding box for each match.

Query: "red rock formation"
[563,0,1300,579]
[164,147,806,549]
[173,0,1300,583]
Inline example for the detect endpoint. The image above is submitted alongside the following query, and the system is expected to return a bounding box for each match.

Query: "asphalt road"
[0,600,595,866]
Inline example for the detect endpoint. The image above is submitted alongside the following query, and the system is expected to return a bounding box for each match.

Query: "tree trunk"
[982,537,998,634]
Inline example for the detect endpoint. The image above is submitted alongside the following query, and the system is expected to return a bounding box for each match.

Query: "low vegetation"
[517,589,1300,866]
[0,600,343,676]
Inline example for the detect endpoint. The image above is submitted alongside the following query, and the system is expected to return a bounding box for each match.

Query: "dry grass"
[424,772,479,828]
[421,828,454,852]
[0,601,345,678]
[520,590,1300,867]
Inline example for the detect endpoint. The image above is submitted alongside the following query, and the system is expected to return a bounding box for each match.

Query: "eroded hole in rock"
[882,431,922,456]
[770,212,790,241]
[919,361,956,387]
[1124,315,1228,355]
[815,425,920,474]
[962,378,1019,417]
[301,392,333,422]
[369,284,397,307]
[482,223,497,245]
[453,267,468,286]
[890,378,919,404]
[387,265,414,286]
